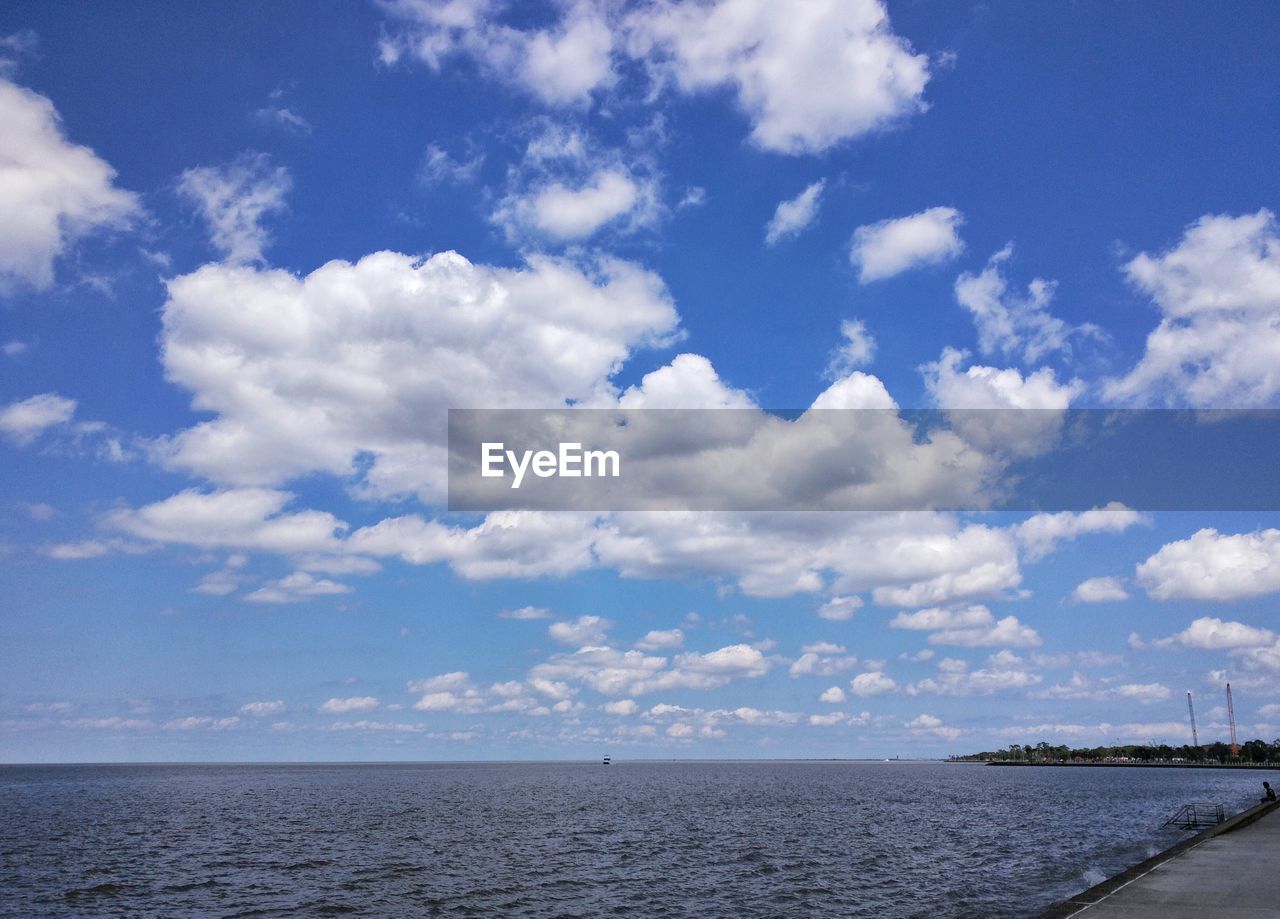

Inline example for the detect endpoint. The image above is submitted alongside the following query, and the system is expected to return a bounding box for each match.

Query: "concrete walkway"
[1041,801,1280,918]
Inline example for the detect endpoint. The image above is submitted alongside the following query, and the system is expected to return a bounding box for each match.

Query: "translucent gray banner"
[447,409,1280,511]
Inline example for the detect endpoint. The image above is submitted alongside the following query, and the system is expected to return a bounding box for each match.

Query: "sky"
[2,0,1279,763]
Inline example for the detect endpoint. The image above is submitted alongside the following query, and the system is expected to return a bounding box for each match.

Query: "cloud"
[1137,529,1280,601]
[850,207,963,283]
[802,641,847,654]
[319,696,379,714]
[494,167,658,242]
[635,628,684,650]
[920,350,1083,461]
[891,606,993,631]
[499,605,552,620]
[890,604,1041,648]
[1034,673,1170,704]
[529,646,671,696]
[0,393,76,444]
[58,716,155,731]
[381,0,616,106]
[597,512,1021,604]
[409,671,472,693]
[178,152,290,264]
[1155,617,1276,651]
[1104,210,1280,406]
[0,78,138,289]
[817,595,863,621]
[907,655,1040,697]
[808,712,848,726]
[549,615,612,646]
[254,105,311,134]
[615,353,754,409]
[954,245,1100,364]
[602,699,638,716]
[819,686,847,704]
[1015,505,1145,562]
[106,499,1026,611]
[351,511,600,580]
[923,348,1082,412]
[919,356,1088,491]
[239,700,286,716]
[764,179,824,245]
[106,488,347,556]
[642,703,801,736]
[626,0,930,153]
[789,643,857,678]
[155,250,678,495]
[528,677,577,700]
[409,672,493,714]
[163,716,241,731]
[849,671,896,696]
[43,540,112,560]
[0,30,39,72]
[328,720,428,734]
[383,1,928,154]
[931,615,1040,648]
[420,142,484,186]
[490,124,661,244]
[192,556,246,593]
[112,239,1052,610]
[531,642,770,696]
[244,571,353,604]
[906,713,962,741]
[1072,576,1129,603]
[824,320,876,379]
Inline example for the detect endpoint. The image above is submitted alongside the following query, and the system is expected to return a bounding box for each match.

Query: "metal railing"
[1162,802,1225,829]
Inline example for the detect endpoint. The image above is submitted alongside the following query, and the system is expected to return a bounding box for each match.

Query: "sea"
[0,761,1269,917]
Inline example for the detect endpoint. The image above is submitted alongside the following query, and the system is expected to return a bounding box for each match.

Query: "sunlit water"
[0,761,1268,917]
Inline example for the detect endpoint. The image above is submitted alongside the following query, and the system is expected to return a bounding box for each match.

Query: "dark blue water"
[0,761,1268,917]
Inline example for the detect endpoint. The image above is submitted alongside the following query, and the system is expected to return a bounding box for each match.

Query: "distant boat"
[602,755,611,765]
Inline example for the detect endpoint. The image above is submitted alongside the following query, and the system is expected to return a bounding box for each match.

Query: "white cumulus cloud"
[626,0,930,153]
[154,249,679,496]
[1072,576,1129,603]
[1137,528,1280,601]
[850,207,963,283]
[549,615,612,646]
[319,696,379,714]
[954,245,1100,364]
[0,393,76,444]
[239,700,286,717]
[635,628,684,650]
[0,78,138,289]
[890,604,1040,648]
[819,686,847,704]
[849,671,896,696]
[244,571,353,604]
[765,179,824,245]
[1155,617,1276,651]
[1105,210,1280,407]
[178,152,290,264]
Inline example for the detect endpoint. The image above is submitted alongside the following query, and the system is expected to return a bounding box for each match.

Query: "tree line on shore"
[952,738,1280,764]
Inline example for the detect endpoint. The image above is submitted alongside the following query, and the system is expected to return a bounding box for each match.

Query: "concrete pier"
[1039,800,1280,918]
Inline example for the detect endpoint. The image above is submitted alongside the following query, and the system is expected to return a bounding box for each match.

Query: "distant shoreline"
[983,760,1280,770]
[0,758,950,767]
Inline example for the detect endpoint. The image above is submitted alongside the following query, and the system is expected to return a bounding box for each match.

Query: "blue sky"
[2,1,1280,762]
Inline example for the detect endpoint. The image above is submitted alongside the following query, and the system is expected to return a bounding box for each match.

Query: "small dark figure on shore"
[1263,781,1276,803]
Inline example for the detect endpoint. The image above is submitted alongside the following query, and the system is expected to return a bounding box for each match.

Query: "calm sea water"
[0,761,1268,917]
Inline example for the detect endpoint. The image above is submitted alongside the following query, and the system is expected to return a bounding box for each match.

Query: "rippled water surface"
[0,761,1268,917]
